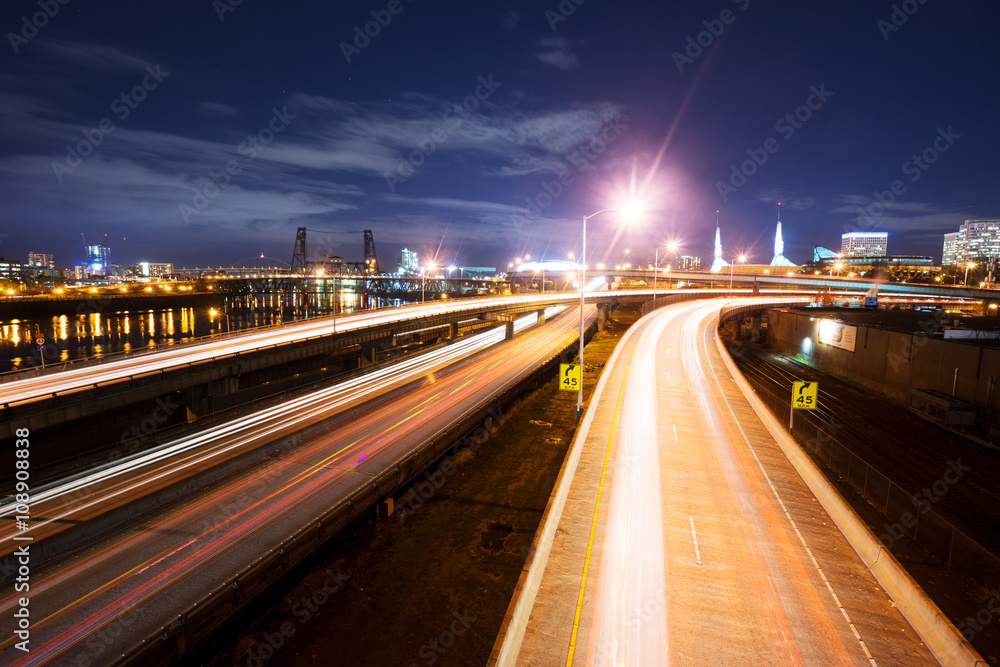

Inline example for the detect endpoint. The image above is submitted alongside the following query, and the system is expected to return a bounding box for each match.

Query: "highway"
[0,288,825,409]
[505,299,939,665]
[0,304,593,665]
[0,294,559,408]
[0,306,565,555]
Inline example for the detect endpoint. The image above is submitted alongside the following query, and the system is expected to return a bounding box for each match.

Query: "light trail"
[0,304,589,665]
[0,289,826,408]
[0,293,604,407]
[532,298,938,666]
[0,308,564,542]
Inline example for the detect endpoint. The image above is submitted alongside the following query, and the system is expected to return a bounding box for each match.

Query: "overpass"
[0,290,673,482]
[510,268,996,305]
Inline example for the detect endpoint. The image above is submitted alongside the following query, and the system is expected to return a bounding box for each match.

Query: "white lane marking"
[673,424,679,443]
[700,313,879,667]
[689,516,702,565]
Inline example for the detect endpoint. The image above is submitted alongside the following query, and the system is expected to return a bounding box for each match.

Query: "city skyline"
[1,2,997,269]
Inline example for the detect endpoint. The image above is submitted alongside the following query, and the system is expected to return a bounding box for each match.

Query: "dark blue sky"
[1,0,997,271]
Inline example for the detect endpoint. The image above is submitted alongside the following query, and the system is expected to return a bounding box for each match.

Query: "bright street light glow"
[619,199,644,222]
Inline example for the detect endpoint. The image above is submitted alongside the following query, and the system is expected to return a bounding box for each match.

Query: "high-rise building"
[28,252,54,268]
[841,232,887,258]
[954,220,1000,264]
[398,248,419,275]
[677,255,701,270]
[138,262,174,278]
[87,244,110,275]
[942,232,959,266]
[0,257,22,281]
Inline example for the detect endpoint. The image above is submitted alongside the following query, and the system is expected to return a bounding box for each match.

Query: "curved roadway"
[509,299,938,666]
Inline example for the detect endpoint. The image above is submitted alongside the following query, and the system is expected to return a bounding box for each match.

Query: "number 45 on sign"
[790,380,818,430]
[559,364,581,391]
[792,381,817,409]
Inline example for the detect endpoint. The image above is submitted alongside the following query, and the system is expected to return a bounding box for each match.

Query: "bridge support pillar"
[597,305,608,332]
[448,321,459,339]
[378,498,394,518]
[753,281,760,296]
[537,308,546,325]
[360,341,377,366]
[505,320,515,340]
[751,315,762,343]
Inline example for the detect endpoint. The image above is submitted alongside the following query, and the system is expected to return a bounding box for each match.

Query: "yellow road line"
[566,335,641,666]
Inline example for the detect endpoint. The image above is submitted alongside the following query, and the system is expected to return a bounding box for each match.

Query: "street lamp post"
[653,242,678,304]
[729,254,747,294]
[577,205,641,420]
[653,248,659,301]
[964,261,976,287]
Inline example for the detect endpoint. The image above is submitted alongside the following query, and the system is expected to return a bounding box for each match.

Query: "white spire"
[711,210,729,271]
[770,202,795,267]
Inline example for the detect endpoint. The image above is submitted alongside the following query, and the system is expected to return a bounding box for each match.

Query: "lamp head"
[619,200,644,222]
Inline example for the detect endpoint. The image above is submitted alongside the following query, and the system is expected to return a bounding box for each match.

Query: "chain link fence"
[744,369,1000,590]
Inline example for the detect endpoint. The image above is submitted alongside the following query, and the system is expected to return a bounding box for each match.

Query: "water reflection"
[0,293,406,372]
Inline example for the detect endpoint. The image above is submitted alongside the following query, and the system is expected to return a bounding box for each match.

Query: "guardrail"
[111,311,590,666]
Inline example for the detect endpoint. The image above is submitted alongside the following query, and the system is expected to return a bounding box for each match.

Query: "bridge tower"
[292,227,307,274]
[364,229,380,274]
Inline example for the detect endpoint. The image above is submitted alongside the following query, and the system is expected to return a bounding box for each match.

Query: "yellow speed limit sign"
[792,381,818,410]
[559,363,581,391]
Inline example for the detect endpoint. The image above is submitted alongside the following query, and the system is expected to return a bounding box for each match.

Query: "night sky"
[1,0,997,271]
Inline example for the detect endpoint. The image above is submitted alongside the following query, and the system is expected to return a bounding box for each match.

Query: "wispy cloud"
[384,194,526,216]
[535,38,579,71]
[199,102,240,118]
[833,195,967,233]
[35,39,152,72]
[756,190,816,210]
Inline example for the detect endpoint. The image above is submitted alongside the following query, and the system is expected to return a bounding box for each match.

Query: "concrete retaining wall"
[767,308,1000,409]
